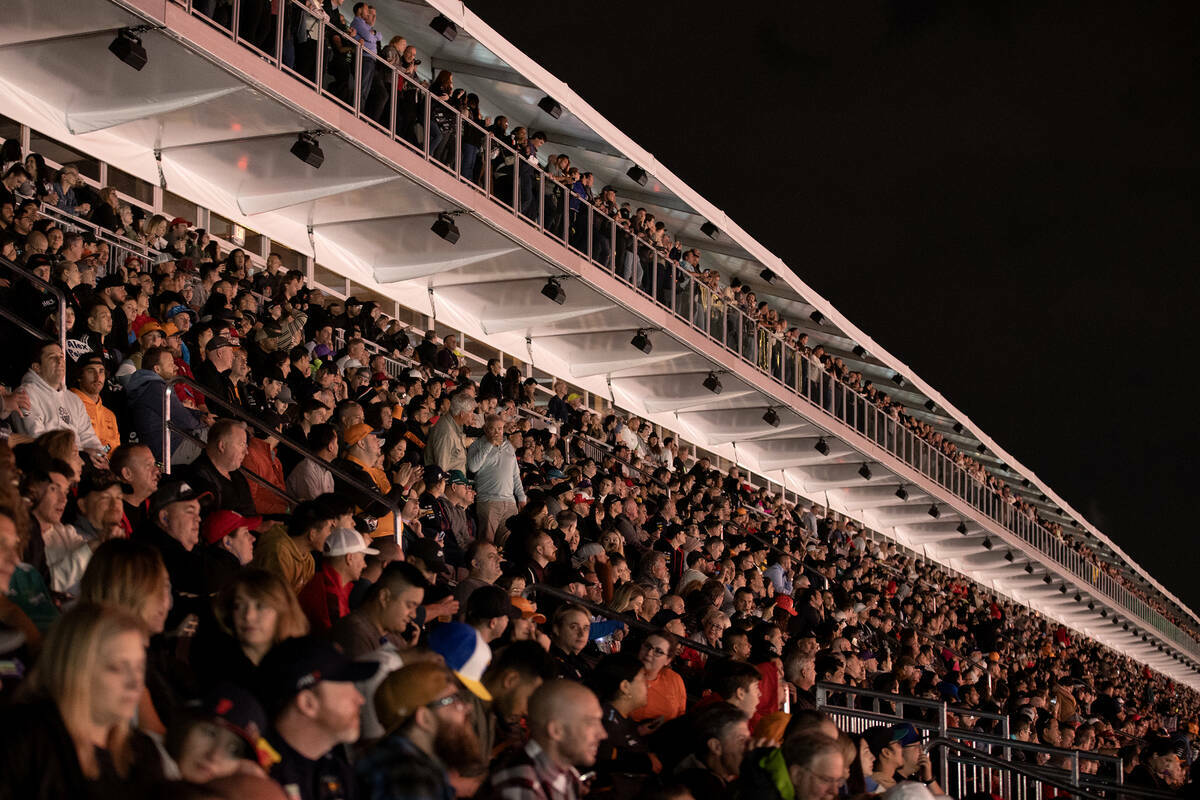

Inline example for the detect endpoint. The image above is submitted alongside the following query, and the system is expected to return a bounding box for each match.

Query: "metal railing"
[160,375,403,538]
[158,0,1200,657]
[0,255,67,356]
[34,200,165,275]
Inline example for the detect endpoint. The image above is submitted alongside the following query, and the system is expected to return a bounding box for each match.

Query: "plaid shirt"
[479,740,583,800]
[355,734,454,800]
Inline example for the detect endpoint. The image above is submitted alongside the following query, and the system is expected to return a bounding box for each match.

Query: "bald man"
[479,680,606,800]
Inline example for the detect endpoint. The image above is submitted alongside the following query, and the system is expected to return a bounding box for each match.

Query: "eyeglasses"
[802,768,843,787]
[641,644,669,658]
[426,693,466,711]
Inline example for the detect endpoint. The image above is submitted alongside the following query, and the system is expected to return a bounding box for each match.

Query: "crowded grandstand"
[0,1,1197,800]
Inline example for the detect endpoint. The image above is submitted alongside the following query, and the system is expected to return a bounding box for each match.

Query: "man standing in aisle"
[467,414,525,541]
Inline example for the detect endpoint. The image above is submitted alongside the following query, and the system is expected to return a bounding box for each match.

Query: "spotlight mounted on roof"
[759,269,777,284]
[810,310,825,325]
[763,407,780,428]
[852,345,867,358]
[814,437,831,456]
[1087,601,1095,610]
[290,132,325,169]
[1074,593,1082,602]
[537,96,563,119]
[1022,479,1032,488]
[891,371,906,388]
[702,371,723,395]
[701,221,720,239]
[430,14,458,41]
[1043,574,1053,584]
[953,422,965,434]
[1004,550,1014,562]
[895,486,908,501]
[541,277,566,305]
[924,399,936,412]
[858,463,872,481]
[109,27,148,71]
[976,443,987,454]
[626,165,648,186]
[630,329,652,354]
[981,536,993,550]
[430,212,460,244]
[1060,584,1069,594]
[927,504,940,519]
[1024,563,1034,574]
[1099,609,1107,617]
[956,521,967,535]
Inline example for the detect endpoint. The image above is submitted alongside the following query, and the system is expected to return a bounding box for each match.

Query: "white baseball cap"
[324,527,379,557]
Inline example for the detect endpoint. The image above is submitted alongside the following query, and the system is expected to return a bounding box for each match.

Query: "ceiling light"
[763,408,780,427]
[1004,551,1014,562]
[927,504,940,519]
[976,444,987,454]
[1087,602,1095,610]
[626,166,648,186]
[537,96,563,119]
[814,437,830,456]
[290,132,324,169]
[809,310,825,324]
[759,268,777,284]
[924,399,936,412]
[1024,564,1034,574]
[1074,593,1082,602]
[630,329,652,354]
[895,486,908,501]
[430,213,460,244]
[953,422,965,434]
[109,28,148,70]
[1043,575,1053,584]
[430,14,458,41]
[541,277,565,305]
[702,372,722,394]
[956,521,968,534]
[858,463,872,481]
[1100,609,1107,617]
[852,345,866,358]
[981,537,993,550]
[701,221,720,239]
[1060,584,1068,594]
[892,372,906,387]
[1021,479,1032,488]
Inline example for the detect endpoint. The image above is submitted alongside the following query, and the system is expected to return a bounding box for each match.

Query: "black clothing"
[266,729,356,800]
[185,451,256,517]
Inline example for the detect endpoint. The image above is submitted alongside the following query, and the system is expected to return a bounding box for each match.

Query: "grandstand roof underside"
[3,0,1197,683]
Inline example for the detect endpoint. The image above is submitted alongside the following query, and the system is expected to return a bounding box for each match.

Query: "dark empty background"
[478,2,1200,612]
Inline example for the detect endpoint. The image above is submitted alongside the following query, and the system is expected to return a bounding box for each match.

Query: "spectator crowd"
[3,111,1200,800]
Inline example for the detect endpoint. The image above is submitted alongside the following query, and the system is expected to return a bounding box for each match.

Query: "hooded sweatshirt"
[14,368,103,451]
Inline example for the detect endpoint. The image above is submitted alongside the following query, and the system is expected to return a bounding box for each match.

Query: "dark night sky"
[476,2,1200,611]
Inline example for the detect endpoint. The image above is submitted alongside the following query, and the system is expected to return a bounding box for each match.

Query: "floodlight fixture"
[630,329,652,354]
[541,277,565,305]
[430,213,460,244]
[430,14,458,41]
[537,96,563,118]
[763,407,780,427]
[626,165,648,186]
[814,437,831,456]
[702,371,722,394]
[701,221,720,239]
[290,132,325,169]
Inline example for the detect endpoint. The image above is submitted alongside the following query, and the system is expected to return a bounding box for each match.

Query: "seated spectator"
[674,702,751,800]
[358,661,483,800]
[109,443,159,533]
[585,652,656,796]
[125,345,206,465]
[547,603,591,681]
[257,636,376,800]
[163,683,271,785]
[330,560,427,660]
[251,499,338,594]
[14,341,105,457]
[297,527,376,633]
[479,679,607,800]
[135,479,209,627]
[186,418,254,516]
[69,353,119,453]
[0,603,163,797]
[332,423,403,542]
[241,412,289,516]
[785,734,845,800]
[200,508,260,592]
[285,422,337,501]
[454,539,504,605]
[631,630,687,724]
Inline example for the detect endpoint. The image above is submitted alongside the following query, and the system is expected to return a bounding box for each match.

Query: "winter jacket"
[124,368,203,462]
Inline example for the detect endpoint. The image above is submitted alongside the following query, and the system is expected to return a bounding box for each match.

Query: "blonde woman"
[0,603,163,797]
[80,538,174,735]
[190,568,309,691]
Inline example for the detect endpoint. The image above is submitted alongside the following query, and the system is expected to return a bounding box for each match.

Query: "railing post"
[162,383,173,475]
[938,702,949,790]
[1070,751,1079,788]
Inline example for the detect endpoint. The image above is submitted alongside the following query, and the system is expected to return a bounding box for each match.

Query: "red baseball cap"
[774,595,798,616]
[202,509,262,545]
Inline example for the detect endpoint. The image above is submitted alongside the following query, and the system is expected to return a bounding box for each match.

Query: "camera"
[413,58,422,65]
